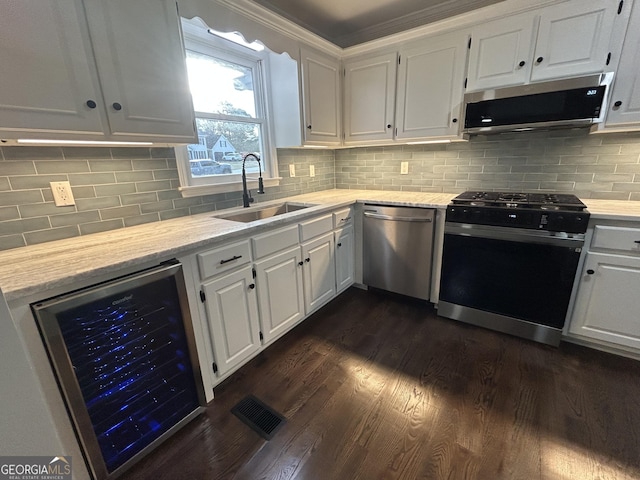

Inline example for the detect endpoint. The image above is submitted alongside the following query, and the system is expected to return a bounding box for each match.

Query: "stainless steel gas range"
[438,191,590,346]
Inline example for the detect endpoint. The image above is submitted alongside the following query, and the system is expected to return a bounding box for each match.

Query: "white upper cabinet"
[0,0,196,143]
[344,53,397,143]
[395,31,469,140]
[300,47,342,145]
[467,0,618,91]
[606,0,640,128]
[0,0,105,138]
[531,0,616,82]
[82,0,196,141]
[466,13,536,91]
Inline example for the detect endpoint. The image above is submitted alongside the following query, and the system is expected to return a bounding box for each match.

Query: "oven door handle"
[364,211,433,222]
[445,223,585,248]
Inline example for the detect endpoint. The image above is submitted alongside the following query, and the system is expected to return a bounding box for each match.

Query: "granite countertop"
[0,190,455,302]
[1,189,639,303]
[583,199,640,221]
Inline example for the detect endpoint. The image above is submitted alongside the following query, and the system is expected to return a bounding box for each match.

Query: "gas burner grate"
[452,191,587,211]
[497,193,528,202]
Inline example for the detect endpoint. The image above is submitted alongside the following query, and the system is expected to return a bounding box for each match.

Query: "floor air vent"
[231,395,286,440]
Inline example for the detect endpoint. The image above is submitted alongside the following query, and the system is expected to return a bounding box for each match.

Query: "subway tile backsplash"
[336,130,640,201]
[2,130,640,251]
[0,146,334,251]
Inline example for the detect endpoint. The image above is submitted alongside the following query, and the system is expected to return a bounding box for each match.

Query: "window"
[176,20,278,196]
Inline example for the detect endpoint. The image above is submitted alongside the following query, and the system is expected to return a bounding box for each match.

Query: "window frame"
[176,19,280,197]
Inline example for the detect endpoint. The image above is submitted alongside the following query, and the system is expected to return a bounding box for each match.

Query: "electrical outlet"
[309,165,315,177]
[289,164,296,177]
[400,162,409,175]
[50,181,76,206]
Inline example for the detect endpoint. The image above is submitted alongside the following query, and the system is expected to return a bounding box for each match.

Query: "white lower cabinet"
[254,246,305,345]
[569,252,640,351]
[196,209,353,384]
[568,223,640,354]
[201,265,261,378]
[335,225,355,293]
[301,231,337,314]
[253,212,347,344]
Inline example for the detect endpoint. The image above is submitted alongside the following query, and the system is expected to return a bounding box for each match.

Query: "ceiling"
[251,0,506,48]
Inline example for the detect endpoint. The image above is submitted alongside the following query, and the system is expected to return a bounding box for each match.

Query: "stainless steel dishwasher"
[363,204,435,300]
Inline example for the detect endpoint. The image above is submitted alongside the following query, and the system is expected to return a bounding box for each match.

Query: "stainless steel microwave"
[461,72,614,136]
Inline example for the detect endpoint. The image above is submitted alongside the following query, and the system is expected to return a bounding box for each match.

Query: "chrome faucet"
[241,153,265,207]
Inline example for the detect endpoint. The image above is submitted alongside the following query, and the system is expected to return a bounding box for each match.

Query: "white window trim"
[176,18,280,197]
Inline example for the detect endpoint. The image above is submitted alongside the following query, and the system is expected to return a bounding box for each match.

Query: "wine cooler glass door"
[32,261,206,480]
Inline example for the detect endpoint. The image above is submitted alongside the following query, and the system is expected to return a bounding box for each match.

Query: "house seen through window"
[176,19,276,194]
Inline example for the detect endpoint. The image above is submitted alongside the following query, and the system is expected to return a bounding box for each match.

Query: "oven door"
[439,223,584,329]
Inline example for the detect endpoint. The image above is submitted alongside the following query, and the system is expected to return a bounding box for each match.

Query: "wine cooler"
[32,260,206,480]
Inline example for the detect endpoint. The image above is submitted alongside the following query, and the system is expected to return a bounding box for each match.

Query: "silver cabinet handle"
[363,211,432,222]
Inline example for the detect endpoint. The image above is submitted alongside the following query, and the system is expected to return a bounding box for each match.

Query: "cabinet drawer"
[299,214,333,242]
[591,225,640,253]
[197,240,251,280]
[251,225,299,259]
[333,207,353,228]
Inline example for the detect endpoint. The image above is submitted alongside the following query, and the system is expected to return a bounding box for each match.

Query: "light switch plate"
[50,181,76,206]
[309,165,315,177]
[289,164,296,177]
[400,162,409,175]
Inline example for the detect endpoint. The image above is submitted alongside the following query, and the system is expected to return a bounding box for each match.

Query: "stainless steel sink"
[214,202,311,223]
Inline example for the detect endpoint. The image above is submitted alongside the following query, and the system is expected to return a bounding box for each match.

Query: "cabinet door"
[300,47,341,144]
[254,246,305,345]
[83,0,196,142]
[335,225,355,294]
[344,53,397,143]
[301,232,336,314]
[569,252,640,351]
[531,0,617,83]
[606,2,640,127]
[0,0,105,138]
[467,13,536,91]
[201,266,261,378]
[396,32,468,140]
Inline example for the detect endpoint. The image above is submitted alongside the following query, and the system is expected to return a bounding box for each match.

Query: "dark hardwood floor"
[122,288,640,480]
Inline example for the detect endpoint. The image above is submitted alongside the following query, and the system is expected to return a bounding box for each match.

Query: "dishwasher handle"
[363,211,433,222]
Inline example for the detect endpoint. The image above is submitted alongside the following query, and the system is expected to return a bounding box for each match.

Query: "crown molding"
[342,0,565,58]
[212,0,342,57]
[183,0,571,60]
[335,0,502,47]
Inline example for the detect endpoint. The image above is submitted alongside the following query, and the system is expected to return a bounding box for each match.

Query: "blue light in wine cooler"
[148,420,161,432]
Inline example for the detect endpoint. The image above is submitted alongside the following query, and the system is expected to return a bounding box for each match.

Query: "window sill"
[178,177,282,198]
